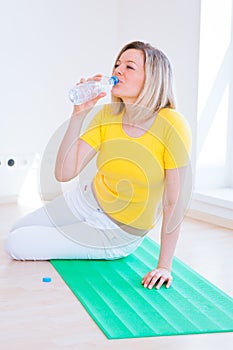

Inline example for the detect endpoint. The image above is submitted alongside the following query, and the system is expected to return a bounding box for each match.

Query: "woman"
[6,41,192,290]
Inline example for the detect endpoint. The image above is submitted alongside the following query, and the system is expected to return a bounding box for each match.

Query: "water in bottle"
[69,76,119,105]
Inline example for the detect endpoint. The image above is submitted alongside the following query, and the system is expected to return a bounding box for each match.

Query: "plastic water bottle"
[69,76,119,105]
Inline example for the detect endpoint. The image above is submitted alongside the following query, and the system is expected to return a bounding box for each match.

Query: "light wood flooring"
[1,202,233,350]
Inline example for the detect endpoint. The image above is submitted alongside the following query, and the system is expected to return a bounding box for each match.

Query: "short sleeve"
[163,116,192,169]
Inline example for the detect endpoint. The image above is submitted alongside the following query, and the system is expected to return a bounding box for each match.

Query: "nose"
[114,64,123,76]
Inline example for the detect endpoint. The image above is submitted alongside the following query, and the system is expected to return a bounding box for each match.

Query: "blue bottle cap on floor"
[42,277,52,283]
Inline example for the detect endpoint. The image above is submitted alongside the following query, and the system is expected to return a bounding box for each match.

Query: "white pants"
[5,182,144,260]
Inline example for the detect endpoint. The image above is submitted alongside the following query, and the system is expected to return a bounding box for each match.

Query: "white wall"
[0,0,118,154]
[0,0,118,200]
[117,0,200,142]
[0,0,201,202]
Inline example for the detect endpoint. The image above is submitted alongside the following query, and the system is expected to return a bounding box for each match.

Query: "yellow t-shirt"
[80,105,191,230]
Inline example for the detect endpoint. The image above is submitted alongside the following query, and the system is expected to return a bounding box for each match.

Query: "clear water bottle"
[69,76,119,105]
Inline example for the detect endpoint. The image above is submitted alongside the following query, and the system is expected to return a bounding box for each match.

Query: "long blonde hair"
[111,41,176,119]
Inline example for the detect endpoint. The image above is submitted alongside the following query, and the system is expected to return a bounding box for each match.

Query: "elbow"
[54,171,71,183]
[55,173,64,182]
[54,167,63,182]
[54,163,74,182]
[55,174,65,182]
[54,168,79,182]
[54,160,79,182]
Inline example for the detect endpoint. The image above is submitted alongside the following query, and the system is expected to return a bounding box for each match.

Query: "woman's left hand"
[142,267,172,290]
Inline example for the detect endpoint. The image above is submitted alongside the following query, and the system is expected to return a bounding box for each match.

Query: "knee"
[5,229,26,260]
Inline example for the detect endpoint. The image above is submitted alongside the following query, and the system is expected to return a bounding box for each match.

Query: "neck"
[124,105,137,123]
[124,104,155,125]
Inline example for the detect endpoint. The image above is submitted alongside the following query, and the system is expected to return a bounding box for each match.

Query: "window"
[195,0,233,200]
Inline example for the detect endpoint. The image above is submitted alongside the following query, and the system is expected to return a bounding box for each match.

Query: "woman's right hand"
[71,74,107,116]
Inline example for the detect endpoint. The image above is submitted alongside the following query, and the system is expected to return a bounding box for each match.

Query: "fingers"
[142,271,161,289]
[155,277,166,290]
[87,74,103,82]
[75,77,86,85]
[92,91,107,101]
[166,278,172,289]
[142,269,172,290]
[72,74,106,114]
[76,74,103,85]
[85,91,106,107]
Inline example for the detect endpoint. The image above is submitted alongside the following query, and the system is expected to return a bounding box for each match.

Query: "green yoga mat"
[51,237,233,339]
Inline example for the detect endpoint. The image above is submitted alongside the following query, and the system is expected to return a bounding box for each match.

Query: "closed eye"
[114,64,135,70]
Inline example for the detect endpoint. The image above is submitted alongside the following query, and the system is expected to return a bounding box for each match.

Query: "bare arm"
[157,167,185,270]
[55,75,106,182]
[142,167,188,290]
[55,114,97,182]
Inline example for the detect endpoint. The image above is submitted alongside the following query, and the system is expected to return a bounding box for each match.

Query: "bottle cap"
[110,76,119,86]
[42,277,52,283]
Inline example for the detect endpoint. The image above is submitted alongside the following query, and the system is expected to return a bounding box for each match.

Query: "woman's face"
[112,49,145,104]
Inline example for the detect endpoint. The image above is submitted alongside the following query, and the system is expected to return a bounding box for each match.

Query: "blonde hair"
[111,41,176,118]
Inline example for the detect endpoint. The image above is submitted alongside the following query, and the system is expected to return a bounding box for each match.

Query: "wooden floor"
[1,202,233,350]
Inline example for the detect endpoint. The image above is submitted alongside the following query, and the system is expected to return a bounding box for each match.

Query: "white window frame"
[188,0,233,229]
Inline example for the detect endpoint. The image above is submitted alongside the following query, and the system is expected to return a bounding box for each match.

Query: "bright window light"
[196,0,233,191]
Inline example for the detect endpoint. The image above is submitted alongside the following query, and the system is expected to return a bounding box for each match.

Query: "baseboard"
[186,209,233,230]
[0,196,18,204]
[1,192,233,231]
[188,193,233,230]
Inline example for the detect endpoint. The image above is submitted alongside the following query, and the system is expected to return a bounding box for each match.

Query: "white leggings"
[5,182,144,260]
